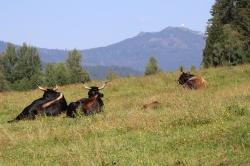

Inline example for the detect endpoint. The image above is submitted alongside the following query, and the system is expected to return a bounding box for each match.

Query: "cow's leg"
[96,105,103,113]
[67,102,79,118]
[91,100,103,113]
[84,110,94,116]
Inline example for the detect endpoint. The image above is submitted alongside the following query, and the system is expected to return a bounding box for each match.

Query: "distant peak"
[161,26,191,31]
[137,31,148,37]
[160,26,203,36]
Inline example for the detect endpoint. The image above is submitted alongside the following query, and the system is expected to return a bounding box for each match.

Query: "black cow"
[178,72,195,85]
[67,81,108,117]
[8,86,68,123]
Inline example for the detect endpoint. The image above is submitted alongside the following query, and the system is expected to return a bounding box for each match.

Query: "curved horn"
[82,82,91,90]
[98,81,110,90]
[53,85,59,91]
[38,86,47,91]
[42,93,63,109]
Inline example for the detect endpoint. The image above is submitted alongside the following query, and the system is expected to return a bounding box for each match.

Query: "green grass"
[0,65,250,165]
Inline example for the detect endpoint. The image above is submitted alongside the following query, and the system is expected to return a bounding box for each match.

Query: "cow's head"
[38,85,61,100]
[82,81,109,98]
[178,72,195,85]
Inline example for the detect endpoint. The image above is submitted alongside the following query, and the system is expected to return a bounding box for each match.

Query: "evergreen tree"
[15,43,42,80]
[0,71,9,91]
[12,43,43,90]
[0,55,9,91]
[0,55,3,71]
[144,56,159,75]
[44,63,57,87]
[223,25,245,65]
[45,63,71,86]
[179,65,184,72]
[2,43,18,83]
[66,49,90,83]
[203,0,250,67]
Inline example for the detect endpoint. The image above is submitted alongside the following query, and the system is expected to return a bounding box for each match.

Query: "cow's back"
[185,76,208,89]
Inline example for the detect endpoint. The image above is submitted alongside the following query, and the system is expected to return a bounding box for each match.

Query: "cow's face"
[88,87,104,98]
[178,72,194,85]
[38,85,60,100]
[82,81,109,98]
[43,89,60,100]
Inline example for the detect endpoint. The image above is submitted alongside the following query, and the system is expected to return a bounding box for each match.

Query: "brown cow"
[184,76,208,89]
[178,72,208,89]
[67,82,108,117]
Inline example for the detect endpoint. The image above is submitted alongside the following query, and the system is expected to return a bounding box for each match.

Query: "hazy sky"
[0,0,215,49]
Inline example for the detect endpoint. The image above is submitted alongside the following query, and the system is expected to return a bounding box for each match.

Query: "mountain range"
[0,27,205,78]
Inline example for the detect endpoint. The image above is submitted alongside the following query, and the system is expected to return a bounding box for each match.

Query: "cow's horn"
[82,81,91,90]
[38,86,47,91]
[53,85,59,91]
[42,93,63,109]
[98,81,109,90]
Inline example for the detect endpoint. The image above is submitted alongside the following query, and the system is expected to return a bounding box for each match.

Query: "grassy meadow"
[0,65,250,165]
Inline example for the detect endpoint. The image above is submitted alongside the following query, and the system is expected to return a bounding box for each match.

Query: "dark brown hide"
[142,101,161,110]
[67,95,101,117]
[80,95,100,115]
[67,82,108,118]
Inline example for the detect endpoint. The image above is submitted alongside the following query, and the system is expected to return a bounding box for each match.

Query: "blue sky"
[0,0,215,49]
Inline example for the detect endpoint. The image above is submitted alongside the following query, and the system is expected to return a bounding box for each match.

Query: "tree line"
[203,0,250,67]
[0,42,162,92]
[0,42,194,92]
[0,43,89,91]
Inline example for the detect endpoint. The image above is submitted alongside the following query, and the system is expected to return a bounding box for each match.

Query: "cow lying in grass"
[8,86,68,123]
[67,81,108,117]
[178,72,208,89]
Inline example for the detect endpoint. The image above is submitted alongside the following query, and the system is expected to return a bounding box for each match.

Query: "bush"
[145,56,160,75]
[44,63,71,86]
[66,49,90,83]
[0,71,9,92]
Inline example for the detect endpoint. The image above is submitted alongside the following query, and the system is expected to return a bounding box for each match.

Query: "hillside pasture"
[0,65,250,165]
